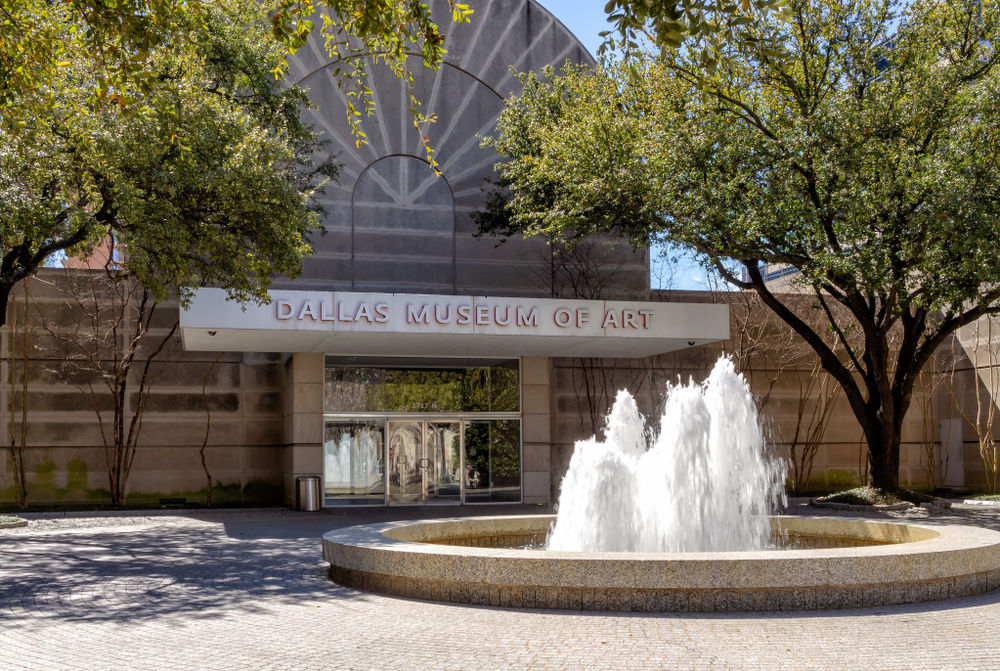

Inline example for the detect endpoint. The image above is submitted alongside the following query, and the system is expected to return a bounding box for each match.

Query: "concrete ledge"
[321,515,1000,612]
[0,519,27,529]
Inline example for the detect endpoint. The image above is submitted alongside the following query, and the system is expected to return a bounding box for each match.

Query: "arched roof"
[277,0,603,297]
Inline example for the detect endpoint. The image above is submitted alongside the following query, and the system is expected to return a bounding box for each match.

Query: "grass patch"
[973,494,1000,501]
[815,486,935,506]
[0,514,23,524]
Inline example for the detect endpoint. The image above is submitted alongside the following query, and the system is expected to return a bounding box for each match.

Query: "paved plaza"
[2,502,1000,670]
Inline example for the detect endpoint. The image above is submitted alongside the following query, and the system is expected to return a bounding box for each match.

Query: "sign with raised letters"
[180,289,730,358]
[271,293,655,333]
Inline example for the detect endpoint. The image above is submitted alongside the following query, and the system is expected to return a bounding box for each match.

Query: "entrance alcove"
[351,156,456,292]
[322,357,523,506]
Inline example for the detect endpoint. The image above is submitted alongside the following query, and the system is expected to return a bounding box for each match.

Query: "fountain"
[548,358,785,553]
[322,357,1000,611]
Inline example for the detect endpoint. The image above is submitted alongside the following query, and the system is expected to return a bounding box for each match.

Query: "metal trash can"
[296,475,322,511]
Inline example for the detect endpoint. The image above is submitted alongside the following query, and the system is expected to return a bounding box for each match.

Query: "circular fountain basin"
[322,515,1000,612]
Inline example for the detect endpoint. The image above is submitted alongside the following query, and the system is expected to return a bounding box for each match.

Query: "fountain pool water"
[548,357,786,553]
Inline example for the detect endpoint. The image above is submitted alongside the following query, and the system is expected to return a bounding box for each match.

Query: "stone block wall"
[0,271,285,509]
[937,325,1000,492]
[548,351,942,500]
[547,289,959,499]
[4,271,996,510]
[282,352,324,506]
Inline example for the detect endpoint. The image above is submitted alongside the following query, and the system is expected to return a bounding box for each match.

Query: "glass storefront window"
[324,421,385,505]
[387,420,423,504]
[324,359,519,413]
[463,419,522,503]
[425,421,462,503]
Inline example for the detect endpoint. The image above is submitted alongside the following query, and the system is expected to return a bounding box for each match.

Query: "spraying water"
[547,357,787,553]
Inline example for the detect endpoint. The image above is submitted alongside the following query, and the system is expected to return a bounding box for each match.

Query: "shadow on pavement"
[4,502,999,627]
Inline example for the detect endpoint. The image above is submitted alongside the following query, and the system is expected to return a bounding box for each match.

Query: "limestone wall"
[548,356,940,500]
[546,291,950,499]
[3,272,994,510]
[0,271,285,508]
[938,323,1000,492]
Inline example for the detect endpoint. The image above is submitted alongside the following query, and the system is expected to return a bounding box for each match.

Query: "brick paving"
[2,502,1000,670]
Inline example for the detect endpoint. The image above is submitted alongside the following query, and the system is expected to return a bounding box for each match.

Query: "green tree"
[3,0,787,160]
[1,0,205,130]
[477,0,1000,490]
[270,0,787,161]
[0,0,339,326]
[600,0,790,67]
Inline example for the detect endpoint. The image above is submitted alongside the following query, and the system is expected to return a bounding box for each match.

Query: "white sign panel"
[180,289,730,358]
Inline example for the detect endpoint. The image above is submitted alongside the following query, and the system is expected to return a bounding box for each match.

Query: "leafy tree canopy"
[270,0,789,162]
[2,0,474,170]
[1,0,206,130]
[601,0,791,71]
[0,0,339,325]
[2,0,789,169]
[478,0,1000,489]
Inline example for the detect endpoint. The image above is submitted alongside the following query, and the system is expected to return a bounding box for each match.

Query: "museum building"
[3,0,974,510]
[169,0,706,508]
[176,0,732,507]
[176,0,739,508]
[183,289,727,506]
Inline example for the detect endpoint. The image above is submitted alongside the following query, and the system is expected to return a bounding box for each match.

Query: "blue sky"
[533,1,715,291]
[537,0,610,55]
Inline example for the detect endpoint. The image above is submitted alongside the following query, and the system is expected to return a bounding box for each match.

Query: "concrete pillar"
[521,356,552,505]
[283,352,324,506]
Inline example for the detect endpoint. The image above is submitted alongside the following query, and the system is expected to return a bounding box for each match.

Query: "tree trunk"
[861,412,903,490]
[0,287,9,327]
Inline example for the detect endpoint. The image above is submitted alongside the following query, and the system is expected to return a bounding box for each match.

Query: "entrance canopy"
[180,289,729,358]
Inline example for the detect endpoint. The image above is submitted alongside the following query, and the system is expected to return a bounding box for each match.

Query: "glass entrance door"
[387,420,423,504]
[387,420,463,504]
[426,422,461,503]
[324,415,522,506]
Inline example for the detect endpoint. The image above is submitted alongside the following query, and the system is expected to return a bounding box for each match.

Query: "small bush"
[815,487,934,506]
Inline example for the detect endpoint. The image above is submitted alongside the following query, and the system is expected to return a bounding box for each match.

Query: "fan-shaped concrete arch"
[276,0,648,297]
[351,155,456,291]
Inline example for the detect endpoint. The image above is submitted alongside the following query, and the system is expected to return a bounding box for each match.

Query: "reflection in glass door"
[388,421,423,504]
[426,422,461,503]
[464,419,522,503]
[324,417,521,506]
[387,420,463,504]
[324,421,385,505]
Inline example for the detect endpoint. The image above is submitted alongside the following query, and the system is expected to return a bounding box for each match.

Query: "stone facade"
[546,291,959,501]
[1,272,285,507]
[2,274,988,509]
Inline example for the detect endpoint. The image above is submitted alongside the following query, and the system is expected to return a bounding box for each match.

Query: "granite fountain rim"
[321,514,1000,610]
[321,513,1000,561]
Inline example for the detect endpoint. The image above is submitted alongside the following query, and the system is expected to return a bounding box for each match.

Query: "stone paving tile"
[1,502,999,670]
